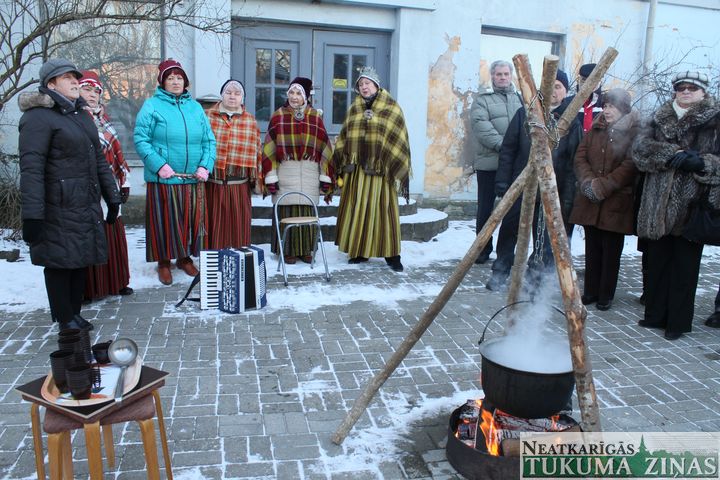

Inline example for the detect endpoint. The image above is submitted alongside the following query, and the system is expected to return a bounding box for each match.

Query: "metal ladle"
[108,338,138,403]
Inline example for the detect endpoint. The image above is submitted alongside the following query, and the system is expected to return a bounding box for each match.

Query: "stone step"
[250,196,447,244]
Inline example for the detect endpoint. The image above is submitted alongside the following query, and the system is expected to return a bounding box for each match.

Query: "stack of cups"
[52,329,96,400]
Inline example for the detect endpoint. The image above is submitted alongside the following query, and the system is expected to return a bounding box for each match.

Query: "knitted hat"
[39,58,82,87]
[220,79,245,98]
[157,59,189,87]
[288,77,313,100]
[672,71,709,90]
[603,88,632,114]
[556,69,569,91]
[356,66,381,90]
[579,63,596,78]
[79,70,103,94]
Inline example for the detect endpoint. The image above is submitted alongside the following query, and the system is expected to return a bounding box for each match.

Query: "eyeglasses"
[674,84,700,93]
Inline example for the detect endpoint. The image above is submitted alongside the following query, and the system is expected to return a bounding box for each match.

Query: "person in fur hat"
[570,89,639,311]
[18,58,121,331]
[632,71,720,340]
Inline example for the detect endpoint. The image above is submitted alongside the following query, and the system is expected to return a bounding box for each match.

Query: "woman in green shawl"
[332,67,411,272]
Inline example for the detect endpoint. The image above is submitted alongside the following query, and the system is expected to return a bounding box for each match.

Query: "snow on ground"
[2,220,718,315]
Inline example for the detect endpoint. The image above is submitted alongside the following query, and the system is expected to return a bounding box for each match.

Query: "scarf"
[88,106,130,186]
[332,88,412,200]
[672,100,689,119]
[207,103,261,179]
[262,105,331,171]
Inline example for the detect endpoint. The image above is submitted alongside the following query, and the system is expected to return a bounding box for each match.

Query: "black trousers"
[644,235,703,334]
[582,226,625,303]
[491,198,521,274]
[476,170,497,258]
[44,267,86,323]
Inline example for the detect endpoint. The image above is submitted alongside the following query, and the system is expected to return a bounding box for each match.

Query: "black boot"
[72,314,94,331]
[58,316,89,332]
[705,311,720,328]
[385,256,404,272]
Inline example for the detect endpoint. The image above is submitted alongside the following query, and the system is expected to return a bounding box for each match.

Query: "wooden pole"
[506,55,559,309]
[331,163,533,445]
[513,53,602,432]
[555,47,618,137]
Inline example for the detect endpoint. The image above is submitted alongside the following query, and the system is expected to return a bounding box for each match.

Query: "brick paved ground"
[1,247,719,479]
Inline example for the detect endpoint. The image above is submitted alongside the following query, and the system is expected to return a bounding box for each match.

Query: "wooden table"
[16,366,169,480]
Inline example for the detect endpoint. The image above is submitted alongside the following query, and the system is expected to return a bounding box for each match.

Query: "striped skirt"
[335,168,401,258]
[84,218,130,299]
[145,182,208,262]
[206,182,252,250]
[271,205,317,256]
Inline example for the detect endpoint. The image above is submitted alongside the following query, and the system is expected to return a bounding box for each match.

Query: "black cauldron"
[478,302,575,419]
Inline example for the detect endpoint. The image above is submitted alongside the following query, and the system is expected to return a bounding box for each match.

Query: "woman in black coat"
[18,58,120,331]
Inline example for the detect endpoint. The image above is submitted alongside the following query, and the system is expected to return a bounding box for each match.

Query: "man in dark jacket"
[19,58,121,331]
[487,70,583,291]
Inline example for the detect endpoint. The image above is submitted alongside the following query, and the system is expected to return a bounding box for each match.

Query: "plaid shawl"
[89,107,130,187]
[332,88,411,200]
[261,106,332,177]
[207,104,261,180]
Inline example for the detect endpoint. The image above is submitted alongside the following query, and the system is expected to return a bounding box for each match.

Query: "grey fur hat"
[356,66,381,90]
[39,58,82,87]
[672,71,709,90]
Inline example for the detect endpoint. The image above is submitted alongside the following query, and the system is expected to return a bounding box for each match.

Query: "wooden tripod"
[332,47,619,445]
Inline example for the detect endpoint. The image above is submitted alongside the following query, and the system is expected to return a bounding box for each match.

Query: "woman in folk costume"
[333,67,411,272]
[206,79,261,249]
[261,77,334,264]
[78,70,134,299]
[134,59,216,285]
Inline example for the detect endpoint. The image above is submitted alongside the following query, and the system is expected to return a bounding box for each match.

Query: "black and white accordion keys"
[199,247,267,313]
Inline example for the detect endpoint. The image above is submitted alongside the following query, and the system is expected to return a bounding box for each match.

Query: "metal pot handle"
[478,300,566,345]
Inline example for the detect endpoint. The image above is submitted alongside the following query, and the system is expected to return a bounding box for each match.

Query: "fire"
[478,400,501,456]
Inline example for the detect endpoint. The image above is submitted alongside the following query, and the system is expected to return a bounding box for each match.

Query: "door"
[313,31,390,136]
[243,40,299,132]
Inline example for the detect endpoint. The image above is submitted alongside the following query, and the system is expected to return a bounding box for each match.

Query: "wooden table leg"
[138,419,160,480]
[102,425,115,468]
[152,390,173,479]
[83,422,104,479]
[30,403,46,480]
[60,431,73,480]
[47,433,63,480]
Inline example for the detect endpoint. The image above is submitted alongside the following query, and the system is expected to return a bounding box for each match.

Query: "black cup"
[59,328,92,363]
[92,341,112,364]
[49,350,75,394]
[65,364,92,400]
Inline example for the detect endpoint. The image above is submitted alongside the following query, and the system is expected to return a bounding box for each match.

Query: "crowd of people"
[472,61,720,341]
[17,56,720,340]
[18,59,411,331]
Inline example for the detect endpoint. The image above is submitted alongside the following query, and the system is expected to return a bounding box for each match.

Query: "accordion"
[176,247,267,313]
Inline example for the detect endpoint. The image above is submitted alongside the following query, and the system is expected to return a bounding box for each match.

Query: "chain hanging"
[523,91,560,150]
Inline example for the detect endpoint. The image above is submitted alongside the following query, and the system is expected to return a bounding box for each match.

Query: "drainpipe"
[641,0,658,110]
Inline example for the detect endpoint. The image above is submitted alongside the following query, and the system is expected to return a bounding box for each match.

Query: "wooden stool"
[37,391,172,480]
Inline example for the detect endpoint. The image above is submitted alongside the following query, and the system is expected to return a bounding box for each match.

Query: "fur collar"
[18,92,54,112]
[653,96,720,139]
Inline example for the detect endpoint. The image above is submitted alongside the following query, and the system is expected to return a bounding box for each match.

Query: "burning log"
[512,52,608,432]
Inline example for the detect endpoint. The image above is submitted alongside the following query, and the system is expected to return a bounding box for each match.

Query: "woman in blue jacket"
[134,59,216,285]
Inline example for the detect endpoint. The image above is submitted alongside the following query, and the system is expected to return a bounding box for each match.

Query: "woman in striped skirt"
[332,67,411,272]
[78,71,134,299]
[134,59,216,285]
[261,77,334,264]
[206,80,261,249]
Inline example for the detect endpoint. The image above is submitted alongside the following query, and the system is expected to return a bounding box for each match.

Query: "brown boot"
[176,257,199,276]
[158,260,173,285]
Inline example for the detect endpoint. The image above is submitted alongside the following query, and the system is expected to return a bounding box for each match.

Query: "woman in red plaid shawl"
[78,71,134,299]
[261,77,334,264]
[333,67,411,272]
[206,80,261,249]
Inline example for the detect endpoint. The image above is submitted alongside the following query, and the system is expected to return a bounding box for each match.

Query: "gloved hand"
[158,164,175,179]
[266,182,279,194]
[495,183,508,198]
[678,152,705,172]
[120,187,130,204]
[195,167,209,182]
[581,180,600,203]
[22,219,43,244]
[320,181,333,194]
[106,203,120,224]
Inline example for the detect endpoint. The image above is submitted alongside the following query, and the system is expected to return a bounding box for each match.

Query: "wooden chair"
[273,191,331,286]
[34,390,172,480]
